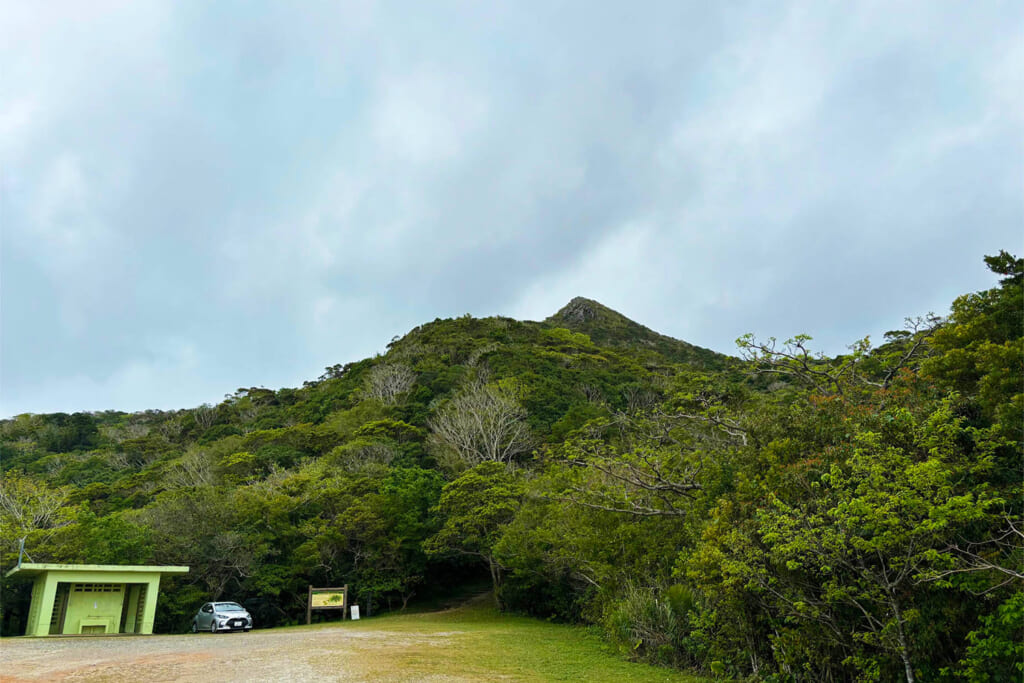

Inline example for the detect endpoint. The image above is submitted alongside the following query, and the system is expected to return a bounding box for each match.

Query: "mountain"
[2,253,1020,681]
[544,296,729,369]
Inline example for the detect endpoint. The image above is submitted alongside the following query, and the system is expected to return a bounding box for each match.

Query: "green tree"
[948,591,1024,682]
[426,462,522,606]
[751,403,1000,682]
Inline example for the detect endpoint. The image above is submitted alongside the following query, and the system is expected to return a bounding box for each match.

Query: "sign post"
[306,585,348,625]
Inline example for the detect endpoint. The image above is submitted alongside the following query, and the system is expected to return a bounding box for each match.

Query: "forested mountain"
[2,252,1020,682]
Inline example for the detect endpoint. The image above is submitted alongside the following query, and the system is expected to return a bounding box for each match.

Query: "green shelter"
[5,563,189,636]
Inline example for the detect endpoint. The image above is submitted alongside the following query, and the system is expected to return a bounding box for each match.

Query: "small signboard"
[350,605,360,620]
[306,585,348,625]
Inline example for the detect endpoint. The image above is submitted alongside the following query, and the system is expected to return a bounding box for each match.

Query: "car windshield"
[214,603,244,611]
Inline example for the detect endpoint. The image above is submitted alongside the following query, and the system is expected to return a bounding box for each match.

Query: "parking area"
[0,626,462,682]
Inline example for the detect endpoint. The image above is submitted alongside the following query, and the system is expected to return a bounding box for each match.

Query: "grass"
[305,594,708,682]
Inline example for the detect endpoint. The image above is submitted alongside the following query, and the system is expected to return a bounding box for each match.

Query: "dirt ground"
[0,626,467,682]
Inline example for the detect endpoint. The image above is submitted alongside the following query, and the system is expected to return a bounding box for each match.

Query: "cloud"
[0,337,208,416]
[371,68,490,164]
[2,1,1021,416]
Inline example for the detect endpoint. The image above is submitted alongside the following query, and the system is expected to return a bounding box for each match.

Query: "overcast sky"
[2,1,1021,417]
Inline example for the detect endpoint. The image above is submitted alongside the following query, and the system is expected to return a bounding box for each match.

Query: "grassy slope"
[303,596,707,682]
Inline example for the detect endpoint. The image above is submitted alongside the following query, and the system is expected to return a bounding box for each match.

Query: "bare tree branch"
[920,515,1024,583]
[555,413,704,518]
[364,363,416,405]
[428,383,534,466]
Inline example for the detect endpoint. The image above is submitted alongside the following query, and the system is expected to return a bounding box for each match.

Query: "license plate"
[230,619,244,627]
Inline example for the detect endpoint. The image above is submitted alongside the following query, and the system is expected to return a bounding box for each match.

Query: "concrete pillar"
[28,574,60,637]
[24,577,44,635]
[124,584,141,633]
[138,576,161,634]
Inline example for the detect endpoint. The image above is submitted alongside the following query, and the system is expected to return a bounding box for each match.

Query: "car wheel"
[191,621,198,633]
[210,620,217,634]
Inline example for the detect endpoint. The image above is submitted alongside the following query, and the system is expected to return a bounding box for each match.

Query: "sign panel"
[306,585,349,624]
[310,590,346,609]
[350,605,360,620]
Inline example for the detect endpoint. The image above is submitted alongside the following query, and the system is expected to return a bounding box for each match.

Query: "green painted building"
[4,563,189,636]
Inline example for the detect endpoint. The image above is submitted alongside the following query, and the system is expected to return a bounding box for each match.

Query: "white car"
[192,602,253,633]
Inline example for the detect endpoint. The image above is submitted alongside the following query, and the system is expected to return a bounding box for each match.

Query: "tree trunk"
[488,556,503,610]
[890,595,915,683]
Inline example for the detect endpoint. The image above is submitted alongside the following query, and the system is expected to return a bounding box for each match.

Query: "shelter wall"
[64,583,125,634]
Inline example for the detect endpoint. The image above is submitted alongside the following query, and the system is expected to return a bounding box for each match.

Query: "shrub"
[603,583,689,667]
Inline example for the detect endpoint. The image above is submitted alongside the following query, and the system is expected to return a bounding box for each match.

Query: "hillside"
[1,254,1021,682]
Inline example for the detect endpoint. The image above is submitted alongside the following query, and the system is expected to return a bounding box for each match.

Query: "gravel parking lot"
[0,626,464,682]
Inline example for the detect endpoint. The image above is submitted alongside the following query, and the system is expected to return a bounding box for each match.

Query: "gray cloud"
[2,1,1021,415]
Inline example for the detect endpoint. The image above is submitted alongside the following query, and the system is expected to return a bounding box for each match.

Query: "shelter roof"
[4,563,189,579]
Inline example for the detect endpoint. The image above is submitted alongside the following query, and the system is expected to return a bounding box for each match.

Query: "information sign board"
[306,585,348,624]
[311,590,346,608]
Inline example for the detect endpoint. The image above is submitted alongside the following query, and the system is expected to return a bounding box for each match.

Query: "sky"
[2,1,1021,417]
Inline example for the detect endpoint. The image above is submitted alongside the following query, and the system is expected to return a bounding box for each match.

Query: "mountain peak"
[552,297,613,325]
[545,297,729,369]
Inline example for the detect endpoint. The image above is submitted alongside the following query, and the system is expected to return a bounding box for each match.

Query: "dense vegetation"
[2,253,1020,682]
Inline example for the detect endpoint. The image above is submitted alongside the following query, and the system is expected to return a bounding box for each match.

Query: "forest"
[1,251,1020,682]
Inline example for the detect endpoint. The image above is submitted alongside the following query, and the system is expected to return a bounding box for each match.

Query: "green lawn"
[305,595,708,682]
